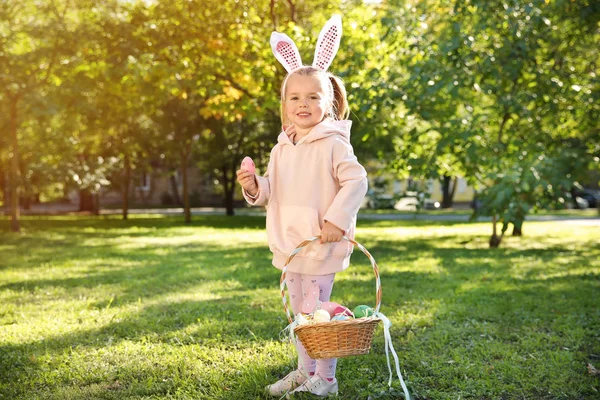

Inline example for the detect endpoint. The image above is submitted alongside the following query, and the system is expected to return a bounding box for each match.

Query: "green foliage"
[0,215,599,399]
[474,140,594,229]
[393,0,599,241]
[1,1,597,229]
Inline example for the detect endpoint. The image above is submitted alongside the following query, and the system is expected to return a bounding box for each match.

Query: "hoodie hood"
[277,119,352,146]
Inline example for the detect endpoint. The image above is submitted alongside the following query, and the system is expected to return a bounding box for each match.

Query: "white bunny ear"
[312,15,342,71]
[270,32,303,73]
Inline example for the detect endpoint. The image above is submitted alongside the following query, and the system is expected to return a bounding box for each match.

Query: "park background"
[1,0,599,399]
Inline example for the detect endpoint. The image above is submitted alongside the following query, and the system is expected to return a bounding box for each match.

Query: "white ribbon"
[374,312,411,400]
[280,319,299,344]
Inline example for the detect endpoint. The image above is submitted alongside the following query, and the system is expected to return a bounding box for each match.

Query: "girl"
[236,15,367,397]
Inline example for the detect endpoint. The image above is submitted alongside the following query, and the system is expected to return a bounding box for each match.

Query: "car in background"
[362,193,396,209]
[361,190,441,211]
[575,189,600,208]
[394,196,441,211]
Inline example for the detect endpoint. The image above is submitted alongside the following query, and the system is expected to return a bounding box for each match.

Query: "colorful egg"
[331,314,350,321]
[313,309,331,323]
[332,305,354,318]
[240,156,256,174]
[353,305,374,319]
[320,301,342,317]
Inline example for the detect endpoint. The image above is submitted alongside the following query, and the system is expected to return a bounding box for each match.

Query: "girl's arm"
[240,154,273,206]
[323,139,368,232]
[242,173,270,206]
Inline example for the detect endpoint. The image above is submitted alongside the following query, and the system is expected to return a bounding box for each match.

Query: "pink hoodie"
[243,119,368,275]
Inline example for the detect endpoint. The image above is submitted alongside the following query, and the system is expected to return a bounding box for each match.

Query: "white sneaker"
[266,369,308,397]
[287,374,338,397]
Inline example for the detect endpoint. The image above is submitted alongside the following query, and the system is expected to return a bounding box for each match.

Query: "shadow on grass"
[1,215,599,398]
[0,242,278,307]
[0,295,287,397]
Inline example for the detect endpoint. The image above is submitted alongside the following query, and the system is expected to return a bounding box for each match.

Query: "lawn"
[1,215,599,399]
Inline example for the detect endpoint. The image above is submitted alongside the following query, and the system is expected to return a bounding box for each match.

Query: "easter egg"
[332,305,354,318]
[320,301,342,317]
[353,305,374,319]
[332,314,350,322]
[240,156,256,174]
[301,284,320,314]
[313,309,331,323]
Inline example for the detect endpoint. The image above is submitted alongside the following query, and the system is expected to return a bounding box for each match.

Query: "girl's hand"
[236,169,258,196]
[320,221,344,243]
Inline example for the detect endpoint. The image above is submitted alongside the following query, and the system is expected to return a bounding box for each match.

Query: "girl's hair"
[280,66,349,124]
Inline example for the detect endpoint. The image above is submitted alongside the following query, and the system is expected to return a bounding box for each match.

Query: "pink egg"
[240,156,255,174]
[333,305,354,318]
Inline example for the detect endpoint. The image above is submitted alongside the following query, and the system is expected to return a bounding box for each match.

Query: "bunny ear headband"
[270,15,342,73]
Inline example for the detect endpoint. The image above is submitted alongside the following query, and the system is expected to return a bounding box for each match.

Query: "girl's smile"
[284,74,331,139]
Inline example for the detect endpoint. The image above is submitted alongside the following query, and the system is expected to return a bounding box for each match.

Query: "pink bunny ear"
[270,32,303,73]
[312,15,342,71]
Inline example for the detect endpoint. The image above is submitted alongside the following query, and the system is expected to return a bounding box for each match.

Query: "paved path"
[107,207,599,225]
[13,204,600,225]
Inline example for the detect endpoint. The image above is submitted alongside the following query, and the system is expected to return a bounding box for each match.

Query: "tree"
[395,0,599,246]
[0,0,78,230]
[136,0,240,222]
[82,1,157,219]
[157,0,341,216]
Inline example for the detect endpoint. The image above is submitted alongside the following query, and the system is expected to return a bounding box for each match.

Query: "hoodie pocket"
[267,203,327,259]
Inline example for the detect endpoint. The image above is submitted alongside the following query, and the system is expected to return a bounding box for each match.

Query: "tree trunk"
[122,156,131,220]
[169,174,182,206]
[9,96,21,232]
[489,215,502,248]
[21,171,32,210]
[450,177,458,204]
[441,176,451,208]
[222,163,235,216]
[94,192,100,215]
[441,175,458,209]
[79,188,95,212]
[181,155,191,223]
[512,219,523,236]
[22,195,31,210]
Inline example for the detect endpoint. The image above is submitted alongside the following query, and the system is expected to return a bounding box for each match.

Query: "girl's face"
[284,73,331,131]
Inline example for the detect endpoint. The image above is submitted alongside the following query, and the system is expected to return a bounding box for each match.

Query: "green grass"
[358,208,474,216]
[1,215,599,399]
[533,208,599,217]
[358,208,599,217]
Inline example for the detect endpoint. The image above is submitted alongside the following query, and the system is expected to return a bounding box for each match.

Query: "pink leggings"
[286,271,337,379]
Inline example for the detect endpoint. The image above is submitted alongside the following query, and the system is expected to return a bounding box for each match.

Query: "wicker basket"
[280,236,382,359]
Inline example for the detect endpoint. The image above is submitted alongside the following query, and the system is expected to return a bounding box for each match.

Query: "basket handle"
[279,236,382,324]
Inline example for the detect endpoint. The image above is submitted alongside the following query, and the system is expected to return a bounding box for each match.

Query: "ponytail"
[328,74,349,120]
